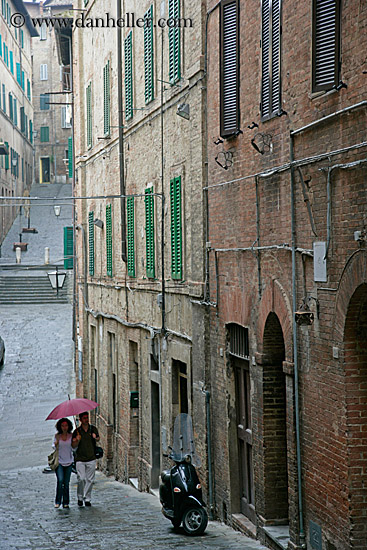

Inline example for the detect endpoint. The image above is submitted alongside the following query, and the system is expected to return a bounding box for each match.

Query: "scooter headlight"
[196,483,201,489]
[173,487,181,493]
[184,455,191,463]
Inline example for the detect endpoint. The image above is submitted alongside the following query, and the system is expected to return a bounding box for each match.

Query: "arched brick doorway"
[344,283,367,547]
[262,312,289,523]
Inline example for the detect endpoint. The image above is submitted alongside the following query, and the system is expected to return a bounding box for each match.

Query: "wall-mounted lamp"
[12,158,17,167]
[54,205,61,217]
[94,218,104,229]
[177,103,190,120]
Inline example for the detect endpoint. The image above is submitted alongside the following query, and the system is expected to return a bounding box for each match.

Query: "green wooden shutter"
[170,176,182,279]
[89,211,95,276]
[124,31,133,120]
[169,0,181,84]
[40,126,49,142]
[29,120,33,144]
[106,203,113,277]
[68,136,72,178]
[63,226,74,269]
[4,141,9,170]
[145,188,155,278]
[103,61,110,136]
[127,196,135,277]
[86,83,92,148]
[144,6,154,104]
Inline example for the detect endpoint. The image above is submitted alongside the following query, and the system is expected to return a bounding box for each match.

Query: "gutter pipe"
[117,0,127,263]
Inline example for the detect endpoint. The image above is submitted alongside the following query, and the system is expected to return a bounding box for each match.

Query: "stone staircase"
[0,272,71,304]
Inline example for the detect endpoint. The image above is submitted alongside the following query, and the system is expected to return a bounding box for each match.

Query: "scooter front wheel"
[182,507,208,536]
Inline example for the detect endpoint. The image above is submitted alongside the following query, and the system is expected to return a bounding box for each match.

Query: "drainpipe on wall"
[117,0,127,263]
[203,389,214,520]
[290,134,306,549]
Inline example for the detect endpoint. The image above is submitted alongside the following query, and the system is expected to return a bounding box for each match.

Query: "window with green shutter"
[144,6,154,104]
[170,176,182,279]
[106,204,113,277]
[124,31,133,120]
[145,188,155,278]
[103,61,110,136]
[29,120,33,144]
[40,126,49,142]
[126,196,135,277]
[89,211,95,276]
[169,0,181,84]
[40,93,50,110]
[68,136,72,178]
[86,83,92,148]
[63,226,73,269]
[4,141,9,170]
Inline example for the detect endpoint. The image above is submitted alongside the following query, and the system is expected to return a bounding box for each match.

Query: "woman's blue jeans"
[55,464,73,506]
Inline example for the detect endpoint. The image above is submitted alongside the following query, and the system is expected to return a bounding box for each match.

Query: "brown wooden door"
[234,358,255,522]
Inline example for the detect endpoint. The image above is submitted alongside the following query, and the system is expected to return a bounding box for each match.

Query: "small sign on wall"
[313,241,327,282]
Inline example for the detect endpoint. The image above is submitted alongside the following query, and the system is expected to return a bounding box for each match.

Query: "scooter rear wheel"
[182,507,208,536]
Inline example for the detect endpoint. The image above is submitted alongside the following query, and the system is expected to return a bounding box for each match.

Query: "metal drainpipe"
[204,390,214,520]
[290,134,306,549]
[67,34,76,343]
[117,0,127,263]
[160,29,166,334]
[255,176,262,298]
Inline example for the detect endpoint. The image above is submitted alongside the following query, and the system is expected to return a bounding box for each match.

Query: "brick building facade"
[205,1,367,550]
[73,0,209,498]
[0,0,35,244]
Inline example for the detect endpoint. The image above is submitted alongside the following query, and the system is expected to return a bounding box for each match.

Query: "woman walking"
[53,418,74,509]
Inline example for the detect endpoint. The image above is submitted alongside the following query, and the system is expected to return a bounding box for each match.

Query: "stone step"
[0,273,71,304]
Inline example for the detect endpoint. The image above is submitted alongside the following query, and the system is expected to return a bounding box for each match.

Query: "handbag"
[95,446,104,459]
[48,448,59,470]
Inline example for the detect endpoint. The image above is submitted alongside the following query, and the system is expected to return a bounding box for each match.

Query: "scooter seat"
[161,470,171,483]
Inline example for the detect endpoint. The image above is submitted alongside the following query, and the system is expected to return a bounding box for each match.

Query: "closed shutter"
[13,97,17,125]
[261,0,282,120]
[4,141,9,170]
[16,62,21,86]
[29,120,33,144]
[27,79,31,101]
[169,0,181,84]
[68,136,73,178]
[312,0,340,92]
[220,0,240,138]
[9,50,13,74]
[40,93,49,110]
[63,226,74,269]
[40,126,49,142]
[106,204,113,277]
[126,196,135,277]
[145,188,155,278]
[170,176,182,280]
[144,6,154,104]
[40,64,48,80]
[8,92,12,121]
[124,31,133,120]
[86,83,92,148]
[103,61,110,136]
[20,107,25,132]
[89,211,94,276]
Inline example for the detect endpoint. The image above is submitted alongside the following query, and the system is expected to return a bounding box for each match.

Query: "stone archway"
[344,283,367,548]
[262,312,289,523]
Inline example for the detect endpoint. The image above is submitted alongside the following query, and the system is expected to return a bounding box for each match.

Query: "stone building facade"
[25,0,72,185]
[73,0,209,496]
[205,1,367,550]
[0,0,36,244]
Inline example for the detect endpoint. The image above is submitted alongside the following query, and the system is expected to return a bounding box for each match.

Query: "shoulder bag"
[48,448,59,470]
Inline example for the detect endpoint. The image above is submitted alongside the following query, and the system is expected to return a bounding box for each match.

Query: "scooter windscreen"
[170,413,201,467]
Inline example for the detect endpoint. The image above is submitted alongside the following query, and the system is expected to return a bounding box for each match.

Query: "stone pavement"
[0,303,267,549]
[0,183,73,266]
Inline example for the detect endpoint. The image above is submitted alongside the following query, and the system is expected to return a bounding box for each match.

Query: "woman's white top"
[53,434,73,466]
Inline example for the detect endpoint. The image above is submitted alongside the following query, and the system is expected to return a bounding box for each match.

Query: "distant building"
[0,0,36,244]
[25,0,72,184]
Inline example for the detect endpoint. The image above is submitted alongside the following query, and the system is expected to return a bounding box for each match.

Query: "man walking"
[72,412,100,506]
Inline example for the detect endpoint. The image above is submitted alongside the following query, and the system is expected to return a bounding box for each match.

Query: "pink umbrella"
[46,398,99,420]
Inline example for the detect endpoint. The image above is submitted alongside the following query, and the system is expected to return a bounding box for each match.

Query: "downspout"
[255,175,262,298]
[204,390,214,520]
[68,34,76,342]
[290,134,306,549]
[160,28,166,334]
[117,0,127,263]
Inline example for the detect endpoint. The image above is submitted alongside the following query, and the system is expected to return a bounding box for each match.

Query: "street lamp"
[54,205,61,217]
[47,266,66,295]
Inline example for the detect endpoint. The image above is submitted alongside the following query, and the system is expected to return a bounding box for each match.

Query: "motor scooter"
[159,413,208,535]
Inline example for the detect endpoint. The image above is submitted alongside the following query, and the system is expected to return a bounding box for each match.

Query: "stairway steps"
[0,274,71,304]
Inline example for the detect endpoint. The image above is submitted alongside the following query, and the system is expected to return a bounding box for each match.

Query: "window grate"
[228,324,249,358]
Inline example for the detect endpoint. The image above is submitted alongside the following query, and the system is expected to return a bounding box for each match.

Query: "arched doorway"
[344,283,367,546]
[262,312,289,522]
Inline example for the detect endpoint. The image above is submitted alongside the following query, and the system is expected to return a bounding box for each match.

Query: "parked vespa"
[159,413,208,536]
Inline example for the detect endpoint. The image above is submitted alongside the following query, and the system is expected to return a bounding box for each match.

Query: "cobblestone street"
[0,304,266,550]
